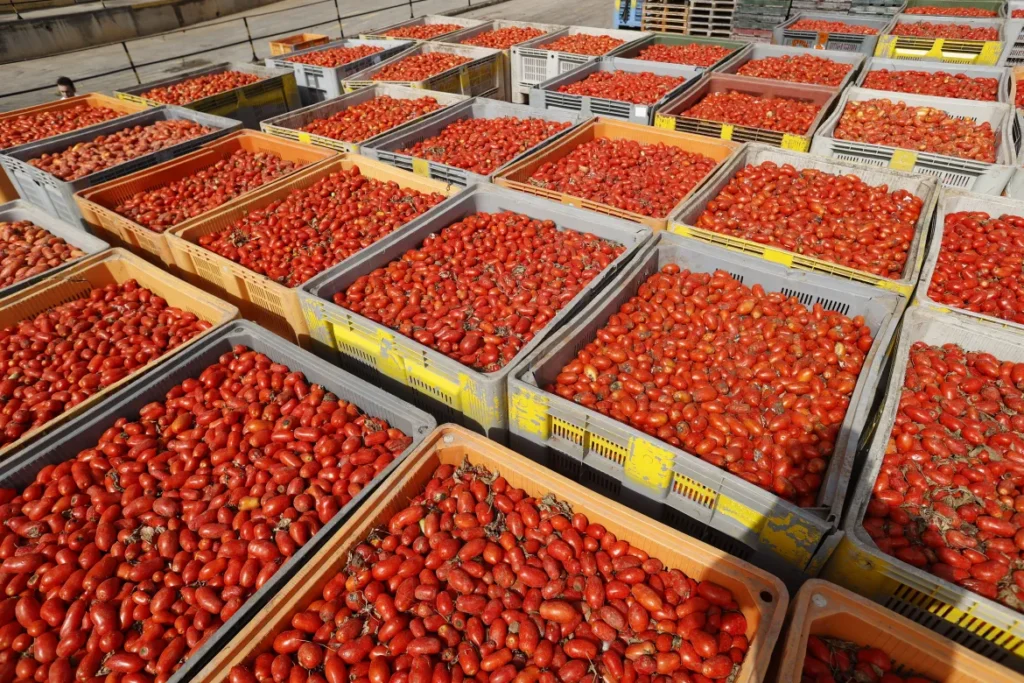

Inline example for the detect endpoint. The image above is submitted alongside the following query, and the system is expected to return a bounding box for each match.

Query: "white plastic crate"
[343,42,506,100]
[360,15,487,43]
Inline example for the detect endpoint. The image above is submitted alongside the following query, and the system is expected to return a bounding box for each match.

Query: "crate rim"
[511,25,652,58]
[778,9,898,35]
[266,37,415,70]
[359,14,488,42]
[437,19,568,50]
[0,93,149,153]
[114,61,294,110]
[340,41,502,89]
[856,56,1011,103]
[714,42,866,91]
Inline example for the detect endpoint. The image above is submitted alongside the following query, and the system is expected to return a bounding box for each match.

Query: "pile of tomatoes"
[802,637,935,683]
[556,71,685,105]
[28,119,213,181]
[227,459,753,683]
[1016,80,1024,108]
[861,68,999,101]
[788,18,879,34]
[526,138,718,218]
[891,21,999,40]
[539,34,626,56]
[682,91,820,135]
[0,343,411,682]
[381,23,463,40]
[373,54,472,82]
[864,341,1024,613]
[833,99,997,163]
[287,45,383,68]
[636,43,732,67]
[398,116,571,175]
[0,104,122,150]
[0,219,85,288]
[300,95,442,143]
[141,70,262,106]
[736,54,852,87]
[0,279,213,447]
[694,161,925,279]
[1015,8,1024,15]
[904,5,996,15]
[926,211,1024,324]
[461,26,546,49]
[112,149,302,233]
[334,211,624,373]
[198,165,446,287]
[546,264,874,506]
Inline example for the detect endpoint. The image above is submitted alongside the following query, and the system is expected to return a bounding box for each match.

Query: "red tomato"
[539,33,626,56]
[142,70,263,105]
[905,5,997,15]
[636,43,733,67]
[788,18,879,34]
[0,104,123,149]
[0,219,85,287]
[556,70,686,105]
[863,69,999,102]
[682,90,820,135]
[300,95,442,143]
[890,21,999,40]
[381,23,463,40]
[372,53,472,81]
[736,54,853,87]
[286,45,383,68]
[460,26,547,49]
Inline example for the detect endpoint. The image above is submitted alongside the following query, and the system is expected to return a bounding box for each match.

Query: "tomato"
[300,95,443,143]
[904,5,996,15]
[556,71,686,105]
[460,26,547,49]
[539,33,626,56]
[381,23,463,39]
[736,54,853,87]
[890,21,999,40]
[0,103,123,149]
[833,99,997,163]
[0,220,86,288]
[863,69,999,102]
[801,636,928,683]
[681,91,820,135]
[142,70,263,105]
[788,19,879,34]
[372,54,472,82]
[1016,8,1024,16]
[286,45,383,68]
[636,43,732,67]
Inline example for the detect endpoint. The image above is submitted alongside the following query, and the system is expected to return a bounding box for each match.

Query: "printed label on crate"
[297,132,312,144]
[889,149,918,172]
[411,157,431,177]
[625,439,673,491]
[781,134,810,152]
[719,123,734,141]
[762,247,794,267]
[634,105,648,120]
[562,195,584,209]
[654,114,677,130]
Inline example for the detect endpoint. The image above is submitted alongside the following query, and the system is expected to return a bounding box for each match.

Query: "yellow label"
[297,132,312,145]
[762,247,794,267]
[654,114,676,130]
[509,387,549,439]
[625,439,673,491]
[719,123,734,141]
[889,149,918,172]
[930,38,946,57]
[668,222,693,237]
[562,195,583,209]
[717,495,766,532]
[411,157,431,177]
[781,134,809,152]
[979,41,1001,65]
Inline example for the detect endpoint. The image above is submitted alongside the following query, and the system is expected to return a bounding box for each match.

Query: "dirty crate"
[0,93,149,152]
[716,42,866,89]
[299,183,651,442]
[858,56,1011,102]
[874,15,1005,64]
[773,12,896,54]
[74,129,336,268]
[669,143,941,298]
[268,32,330,55]
[342,42,506,100]
[903,0,1005,15]
[508,232,903,573]
[360,98,587,186]
[360,14,487,42]
[653,73,840,152]
[529,57,703,125]
[164,155,458,346]
[191,424,790,683]
[0,105,240,228]
[493,117,741,231]
[810,85,1016,193]
[115,62,300,129]
[613,32,751,72]
[1,319,435,683]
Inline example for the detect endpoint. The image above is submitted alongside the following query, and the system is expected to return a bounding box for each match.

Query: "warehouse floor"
[459,0,613,27]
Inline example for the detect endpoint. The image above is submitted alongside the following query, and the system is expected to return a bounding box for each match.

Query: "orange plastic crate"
[0,93,148,151]
[269,33,330,55]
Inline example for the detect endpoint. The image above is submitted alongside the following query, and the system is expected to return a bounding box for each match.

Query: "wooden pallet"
[641,0,691,33]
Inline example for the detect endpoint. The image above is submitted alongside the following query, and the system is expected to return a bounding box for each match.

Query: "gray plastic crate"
[876,15,1005,64]
[260,84,469,154]
[716,43,865,90]
[510,26,651,103]
[265,38,415,105]
[0,105,240,228]
[810,86,1016,194]
[441,20,567,104]
[0,199,108,301]
[507,231,903,572]
[1,319,436,683]
[1006,163,1024,196]
[612,33,752,73]
[1000,19,1024,65]
[299,183,652,443]
[343,42,506,100]
[773,12,896,54]
[361,98,587,186]
[857,57,1010,102]
[115,62,299,130]
[529,57,702,125]
[829,306,1024,671]
[360,14,487,43]
[669,143,940,298]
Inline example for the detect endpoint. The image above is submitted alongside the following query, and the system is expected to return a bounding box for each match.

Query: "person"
[56,76,76,99]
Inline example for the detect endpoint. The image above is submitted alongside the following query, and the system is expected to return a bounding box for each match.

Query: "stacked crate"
[729,0,789,41]
[689,0,738,37]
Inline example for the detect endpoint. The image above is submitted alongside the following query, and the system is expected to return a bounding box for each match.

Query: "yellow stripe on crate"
[626,439,673,491]
[654,114,676,130]
[762,247,794,267]
[781,134,809,152]
[297,132,312,144]
[877,278,913,296]
[510,387,549,439]
[978,41,1001,65]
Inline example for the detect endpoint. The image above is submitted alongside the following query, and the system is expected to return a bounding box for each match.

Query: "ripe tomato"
[286,45,383,68]
[788,19,879,35]
[905,5,997,15]
[372,53,471,81]
[863,69,999,102]
[636,43,733,67]
[461,26,547,49]
[0,104,122,149]
[682,91,820,135]
[890,21,999,40]
[381,23,463,40]
[300,95,442,143]
[556,71,686,105]
[801,636,926,683]
[0,219,85,287]
[142,70,263,105]
[736,54,853,87]
[539,33,626,56]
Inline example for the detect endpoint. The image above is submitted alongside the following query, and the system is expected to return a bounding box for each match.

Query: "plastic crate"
[0,93,148,152]
[2,319,435,683]
[260,84,469,155]
[826,306,1024,672]
[115,62,300,130]
[715,42,866,89]
[268,32,330,55]
[639,0,690,34]
[265,38,415,106]
[652,73,840,151]
[510,27,650,103]
[190,424,789,683]
[342,42,506,100]
[1007,164,1024,196]
[508,232,903,572]
[669,143,940,297]
[774,11,896,54]
[810,86,1016,193]
[777,580,1021,682]
[0,247,237,464]
[0,105,240,228]
[359,14,487,43]
[74,130,337,268]
[529,57,702,125]
[298,184,651,442]
[903,0,1005,15]
[1005,63,1024,106]
[999,19,1024,65]
[493,117,741,231]
[440,20,566,105]
[857,56,1011,102]
[874,15,1005,64]
[613,33,751,72]
[165,155,458,346]
[0,199,108,301]
[360,98,587,187]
